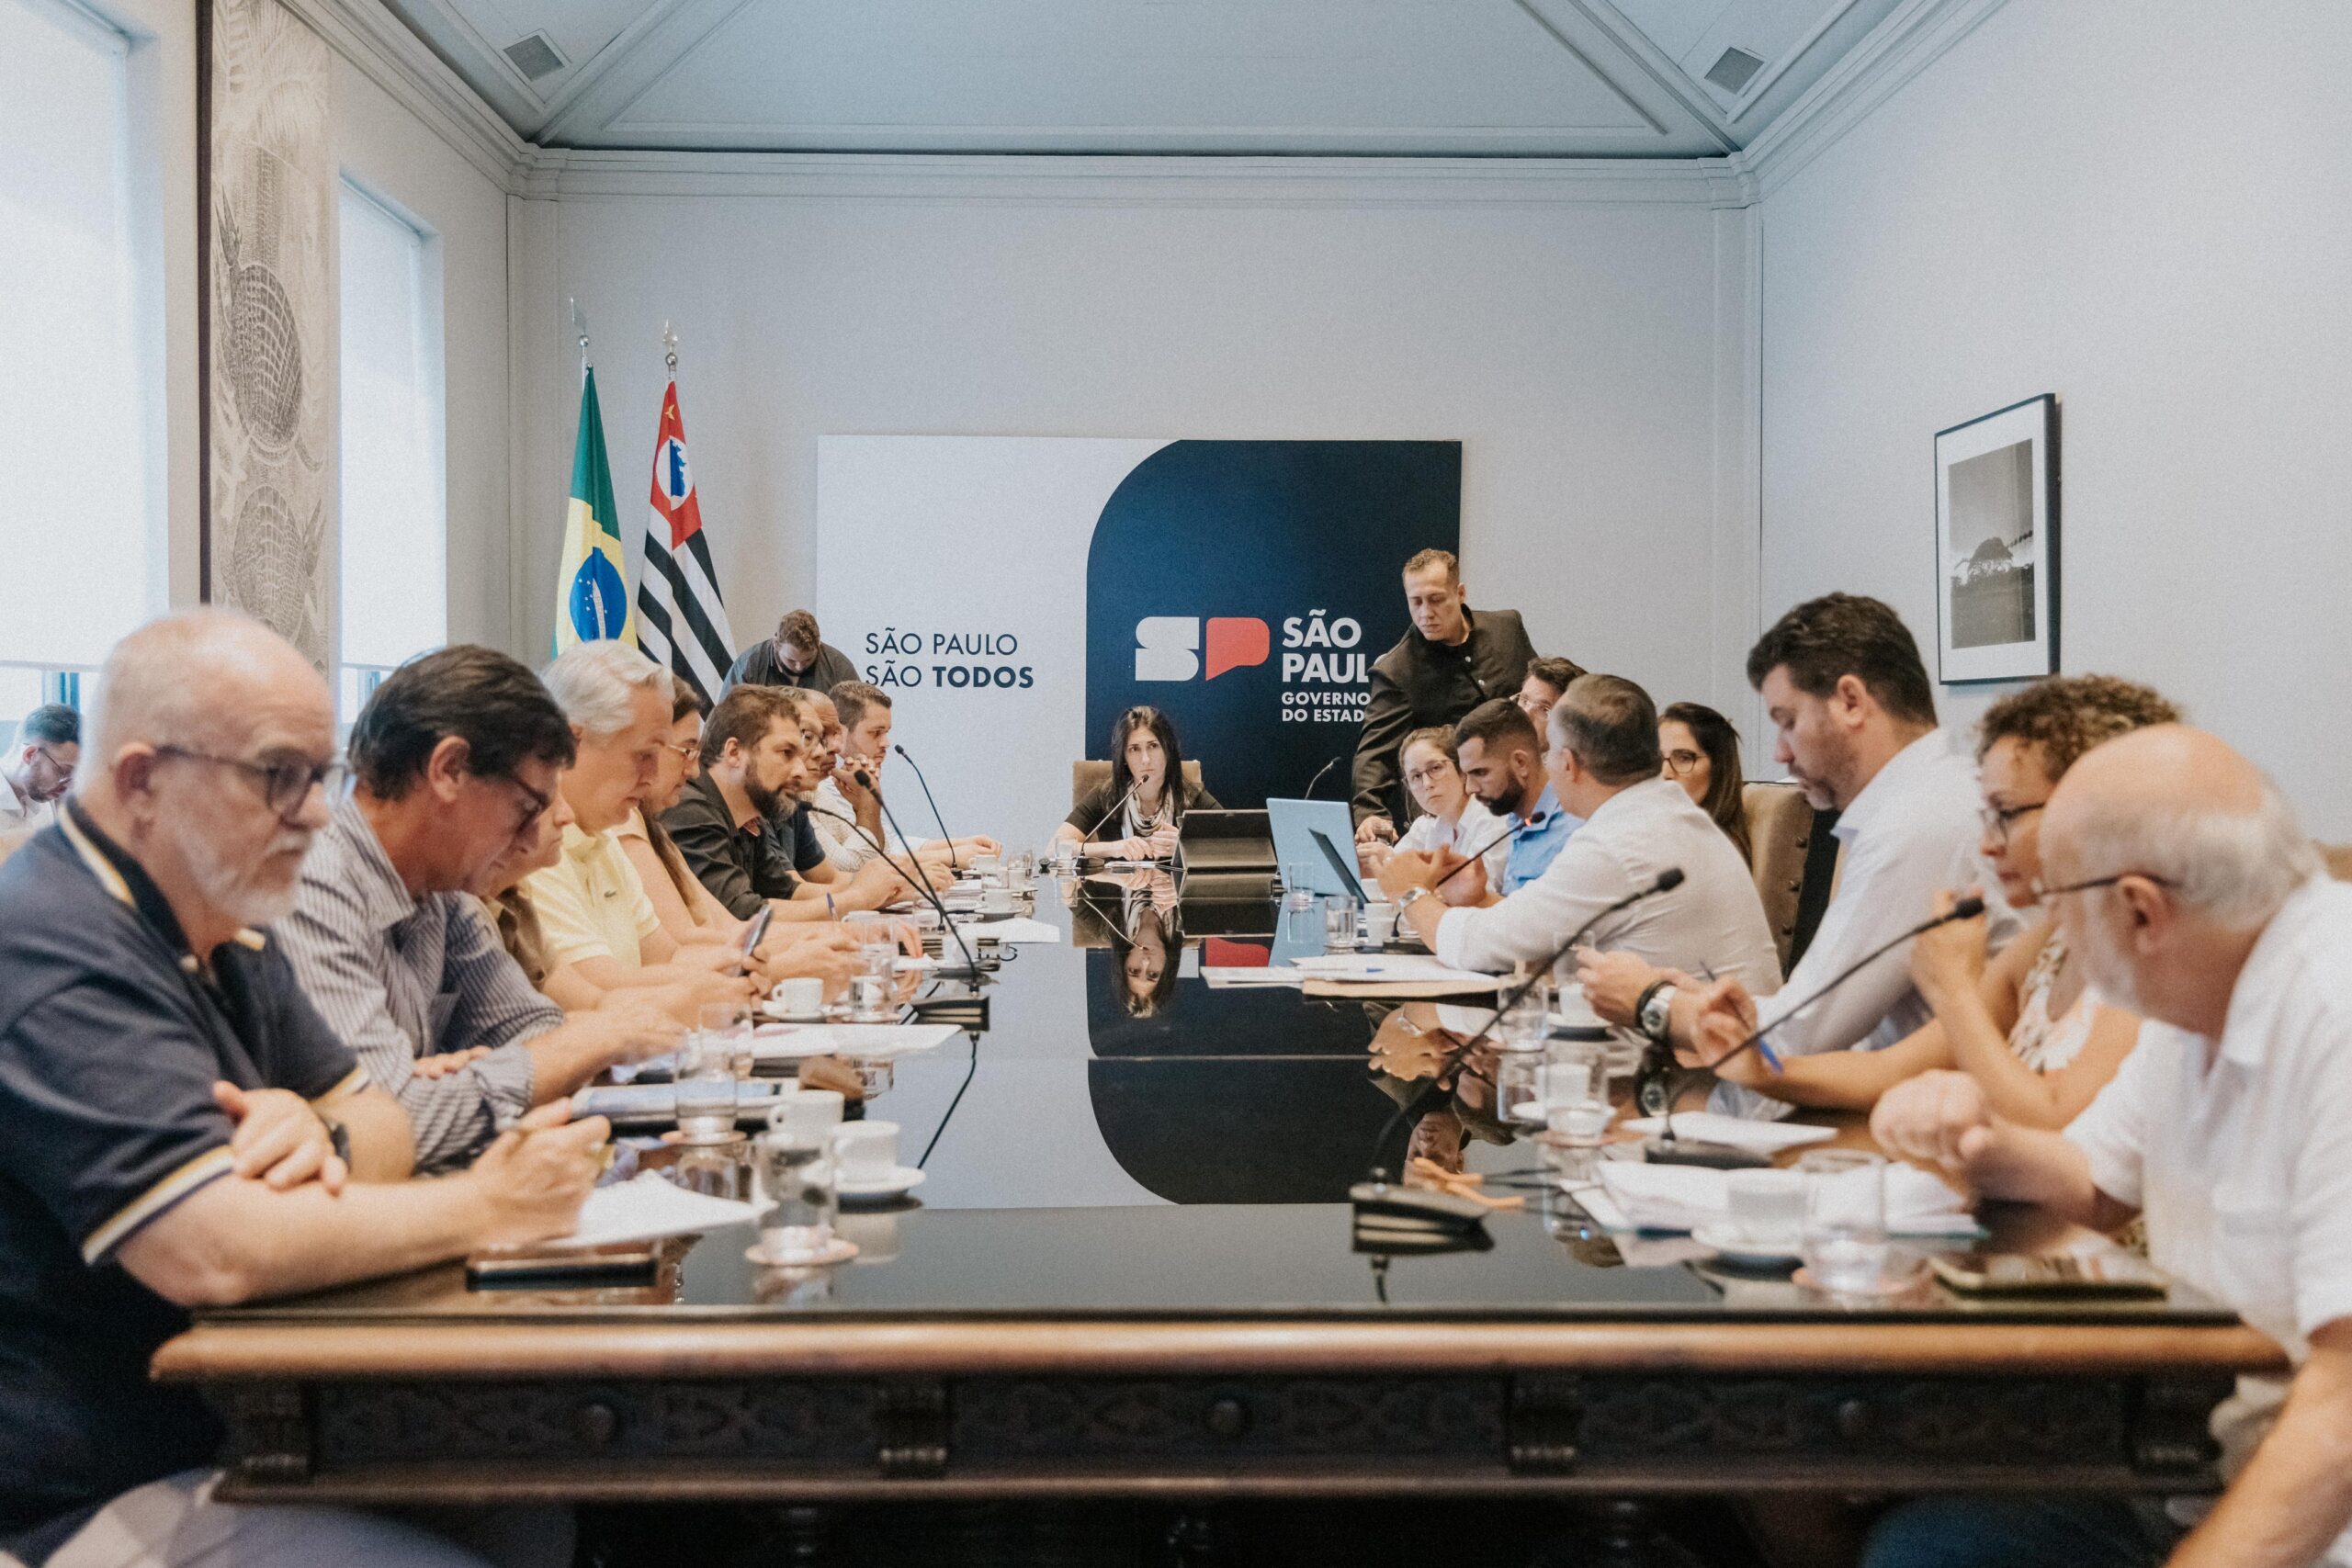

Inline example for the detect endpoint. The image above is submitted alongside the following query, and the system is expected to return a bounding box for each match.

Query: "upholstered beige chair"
[1744,781,1837,974]
[2324,843,2352,882]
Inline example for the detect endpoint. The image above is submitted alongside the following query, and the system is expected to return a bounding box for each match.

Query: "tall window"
[336,179,445,718]
[0,0,163,728]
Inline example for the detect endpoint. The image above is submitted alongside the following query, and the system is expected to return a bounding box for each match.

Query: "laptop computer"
[1266,798,1372,900]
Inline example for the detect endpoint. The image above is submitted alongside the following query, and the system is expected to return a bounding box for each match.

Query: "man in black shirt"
[718,607,859,699]
[1351,548,1543,843]
[664,686,910,920]
[0,610,604,1567]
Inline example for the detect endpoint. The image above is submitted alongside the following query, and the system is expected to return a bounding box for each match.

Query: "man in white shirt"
[1378,674,1781,996]
[1,704,78,833]
[1868,726,2352,1568]
[1619,594,2014,1116]
[807,682,996,874]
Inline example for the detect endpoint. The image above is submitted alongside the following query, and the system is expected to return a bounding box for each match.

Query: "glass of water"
[1283,864,1318,913]
[752,1127,839,1265]
[1800,1149,1891,1295]
[1495,1046,1547,1127]
[673,1028,740,1145]
[698,1000,753,1077]
[1542,1039,1611,1146]
[1322,895,1360,953]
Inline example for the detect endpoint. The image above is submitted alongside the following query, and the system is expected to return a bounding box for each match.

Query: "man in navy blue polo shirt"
[0,610,604,1568]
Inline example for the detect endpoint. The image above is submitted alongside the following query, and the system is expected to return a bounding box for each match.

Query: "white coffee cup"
[981,886,1015,915]
[833,1120,899,1184]
[1726,1168,1806,1242]
[969,852,1001,877]
[767,1087,844,1139]
[1362,900,1398,945]
[772,976,824,1018]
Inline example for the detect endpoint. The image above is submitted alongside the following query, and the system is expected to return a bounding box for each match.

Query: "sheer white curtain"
[336,180,445,716]
[0,0,161,705]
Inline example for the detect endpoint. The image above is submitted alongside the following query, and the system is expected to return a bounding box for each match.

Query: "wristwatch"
[1637,982,1679,1043]
[1396,886,1432,915]
[317,1110,352,1168]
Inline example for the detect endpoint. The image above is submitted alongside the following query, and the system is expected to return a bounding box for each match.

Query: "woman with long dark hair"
[1658,701,1751,863]
[1057,705,1222,860]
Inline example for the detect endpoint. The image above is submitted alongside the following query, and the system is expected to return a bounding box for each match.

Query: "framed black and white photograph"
[1935,394,2058,684]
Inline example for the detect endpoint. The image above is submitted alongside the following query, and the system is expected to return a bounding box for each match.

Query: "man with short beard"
[1634,593,2015,1116]
[1867,727,2352,1568]
[663,686,910,919]
[0,610,604,1566]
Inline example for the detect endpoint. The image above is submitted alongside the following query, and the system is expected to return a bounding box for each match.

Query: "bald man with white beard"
[1867,727,2352,1568]
[0,610,598,1568]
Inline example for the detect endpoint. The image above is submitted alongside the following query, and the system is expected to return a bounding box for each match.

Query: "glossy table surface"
[185,875,2254,1335]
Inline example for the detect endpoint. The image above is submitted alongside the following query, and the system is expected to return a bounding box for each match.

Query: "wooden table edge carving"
[154,1317,2288,1382]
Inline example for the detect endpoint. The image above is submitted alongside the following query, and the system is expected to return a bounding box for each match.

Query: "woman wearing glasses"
[1361,727,1513,893]
[1657,702,1752,863]
[1698,674,2177,1127]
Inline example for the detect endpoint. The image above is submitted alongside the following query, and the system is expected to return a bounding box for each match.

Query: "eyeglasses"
[1978,799,2047,846]
[154,746,350,820]
[1662,749,1703,777]
[30,745,74,779]
[1403,762,1453,788]
[661,739,698,762]
[2030,870,2178,902]
[501,773,554,836]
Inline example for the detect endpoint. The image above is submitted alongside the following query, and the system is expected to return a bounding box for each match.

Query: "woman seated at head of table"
[1358,726,1512,890]
[1683,673,2180,1128]
[1055,705,1222,862]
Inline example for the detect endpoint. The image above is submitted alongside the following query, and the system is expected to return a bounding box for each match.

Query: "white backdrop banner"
[818,436,1170,851]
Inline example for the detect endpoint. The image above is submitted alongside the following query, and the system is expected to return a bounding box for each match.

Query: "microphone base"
[1641,1138,1773,1170]
[910,996,989,1032]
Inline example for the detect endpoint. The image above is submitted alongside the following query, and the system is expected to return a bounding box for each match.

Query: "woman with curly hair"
[1704,673,2179,1127]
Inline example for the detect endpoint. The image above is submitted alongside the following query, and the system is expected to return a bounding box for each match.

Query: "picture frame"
[1934,394,2058,684]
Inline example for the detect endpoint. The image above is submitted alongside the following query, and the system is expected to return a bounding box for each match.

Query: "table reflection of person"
[1086,870,1183,1018]
[1365,1005,1510,1173]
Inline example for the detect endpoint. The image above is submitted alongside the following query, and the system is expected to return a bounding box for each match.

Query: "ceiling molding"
[521,150,1758,209]
[535,0,753,148]
[282,0,531,190]
[1731,0,2012,194]
[1728,0,1866,123]
[1529,0,1737,152]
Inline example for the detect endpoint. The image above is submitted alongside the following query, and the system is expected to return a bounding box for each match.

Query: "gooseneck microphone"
[1641,895,1990,1154]
[1427,820,1524,897]
[1303,751,1346,801]
[1073,782,1144,856]
[807,800,980,976]
[1361,867,1688,1183]
[892,745,960,871]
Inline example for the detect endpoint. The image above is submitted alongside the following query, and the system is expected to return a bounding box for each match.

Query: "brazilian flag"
[555,367,636,651]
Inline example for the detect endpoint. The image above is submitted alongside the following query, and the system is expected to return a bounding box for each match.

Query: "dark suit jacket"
[1349,606,1538,827]
[718,638,860,699]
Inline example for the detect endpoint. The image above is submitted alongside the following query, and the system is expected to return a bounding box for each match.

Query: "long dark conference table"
[154,874,2283,1528]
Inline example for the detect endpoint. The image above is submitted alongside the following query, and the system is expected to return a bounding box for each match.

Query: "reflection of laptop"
[1176,808,1275,874]
[1266,798,1367,898]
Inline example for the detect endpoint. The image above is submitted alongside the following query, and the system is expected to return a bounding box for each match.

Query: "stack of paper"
[750,1023,960,1060]
[550,1173,763,1248]
[1287,953,1499,987]
[1582,1157,1979,1236]
[1203,967,1306,989]
[1617,1114,1839,1153]
[958,915,1060,944]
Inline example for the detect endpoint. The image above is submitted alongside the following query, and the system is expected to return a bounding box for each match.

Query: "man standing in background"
[718,610,858,699]
[1352,549,1540,843]
[1,704,78,834]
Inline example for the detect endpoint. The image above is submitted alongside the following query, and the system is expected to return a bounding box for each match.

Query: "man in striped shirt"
[281,648,680,1173]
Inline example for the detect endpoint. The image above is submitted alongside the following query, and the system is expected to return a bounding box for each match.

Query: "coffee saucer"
[746,1235,859,1268]
[1691,1222,1802,1266]
[838,1165,926,1201]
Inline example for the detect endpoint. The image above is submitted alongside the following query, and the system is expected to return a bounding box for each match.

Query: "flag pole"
[662,319,678,378]
[571,298,590,382]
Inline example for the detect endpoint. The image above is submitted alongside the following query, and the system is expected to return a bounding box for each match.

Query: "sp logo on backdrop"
[1086,441,1461,808]
[1134,616,1271,682]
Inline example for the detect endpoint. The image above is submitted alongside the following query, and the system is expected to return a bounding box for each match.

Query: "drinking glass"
[1800,1150,1891,1294]
[843,911,898,978]
[1498,976,1551,1051]
[698,1000,753,1077]
[1282,864,1318,913]
[673,1029,740,1145]
[1542,1039,1611,1147]
[1495,1046,1547,1127]
[753,1127,839,1265]
[846,1057,894,1099]
[1322,895,1360,953]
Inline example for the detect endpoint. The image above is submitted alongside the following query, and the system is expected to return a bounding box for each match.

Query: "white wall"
[515,172,1760,733]
[331,53,512,649]
[1758,0,2352,831]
